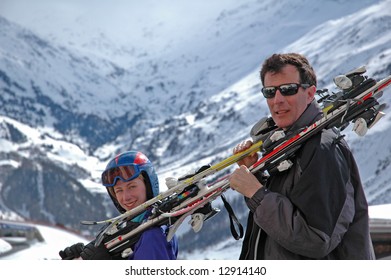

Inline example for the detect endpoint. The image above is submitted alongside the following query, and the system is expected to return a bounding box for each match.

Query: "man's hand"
[233,140,258,167]
[59,242,85,260]
[229,165,263,198]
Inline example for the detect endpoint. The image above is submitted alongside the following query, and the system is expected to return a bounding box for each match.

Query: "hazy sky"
[0,0,241,45]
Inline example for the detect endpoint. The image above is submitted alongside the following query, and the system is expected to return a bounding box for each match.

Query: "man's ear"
[307,85,317,104]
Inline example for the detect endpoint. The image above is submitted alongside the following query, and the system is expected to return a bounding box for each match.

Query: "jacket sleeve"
[247,132,355,258]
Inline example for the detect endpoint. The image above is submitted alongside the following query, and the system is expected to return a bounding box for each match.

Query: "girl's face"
[112,177,147,211]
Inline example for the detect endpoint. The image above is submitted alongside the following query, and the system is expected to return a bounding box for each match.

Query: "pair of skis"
[82,66,391,258]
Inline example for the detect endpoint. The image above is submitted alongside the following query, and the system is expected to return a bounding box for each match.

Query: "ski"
[84,67,391,257]
[81,140,265,239]
[250,73,390,174]
[104,177,230,254]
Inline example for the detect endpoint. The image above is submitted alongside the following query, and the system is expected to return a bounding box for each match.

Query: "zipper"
[253,228,261,260]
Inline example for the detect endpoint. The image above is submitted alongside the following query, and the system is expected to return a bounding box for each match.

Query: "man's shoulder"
[298,128,350,163]
[305,128,346,149]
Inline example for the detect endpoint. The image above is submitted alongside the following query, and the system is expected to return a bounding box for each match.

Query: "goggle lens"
[102,165,140,187]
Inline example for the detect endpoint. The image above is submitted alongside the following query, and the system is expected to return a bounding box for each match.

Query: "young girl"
[59,151,178,260]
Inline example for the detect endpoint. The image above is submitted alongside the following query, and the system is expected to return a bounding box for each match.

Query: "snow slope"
[0,222,89,260]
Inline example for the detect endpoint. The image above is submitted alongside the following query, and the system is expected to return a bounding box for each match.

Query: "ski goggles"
[102,165,141,187]
[262,83,310,99]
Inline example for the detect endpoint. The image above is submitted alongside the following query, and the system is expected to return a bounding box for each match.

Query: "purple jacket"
[128,226,178,260]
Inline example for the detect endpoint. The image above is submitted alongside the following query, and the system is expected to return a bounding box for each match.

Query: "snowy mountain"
[1,0,391,259]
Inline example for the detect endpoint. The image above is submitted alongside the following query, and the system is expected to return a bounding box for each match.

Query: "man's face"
[264,64,315,129]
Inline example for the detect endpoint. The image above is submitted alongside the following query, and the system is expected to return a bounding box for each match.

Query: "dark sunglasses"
[102,165,141,187]
[262,83,310,99]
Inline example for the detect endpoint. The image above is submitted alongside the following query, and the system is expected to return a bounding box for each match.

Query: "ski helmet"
[102,151,159,213]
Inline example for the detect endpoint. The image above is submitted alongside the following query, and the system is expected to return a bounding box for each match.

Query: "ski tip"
[80,220,98,225]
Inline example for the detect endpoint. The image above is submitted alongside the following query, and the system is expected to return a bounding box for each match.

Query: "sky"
[0,0,240,53]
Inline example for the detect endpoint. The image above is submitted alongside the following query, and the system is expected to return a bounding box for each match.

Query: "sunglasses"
[262,83,310,99]
[102,165,141,187]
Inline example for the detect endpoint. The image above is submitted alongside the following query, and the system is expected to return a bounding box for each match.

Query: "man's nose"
[273,89,285,103]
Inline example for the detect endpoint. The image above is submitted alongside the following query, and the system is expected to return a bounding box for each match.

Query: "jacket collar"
[285,99,323,133]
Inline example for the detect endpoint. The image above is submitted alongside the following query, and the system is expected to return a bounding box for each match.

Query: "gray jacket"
[240,100,375,259]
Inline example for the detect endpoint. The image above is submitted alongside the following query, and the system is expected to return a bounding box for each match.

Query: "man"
[229,53,375,259]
